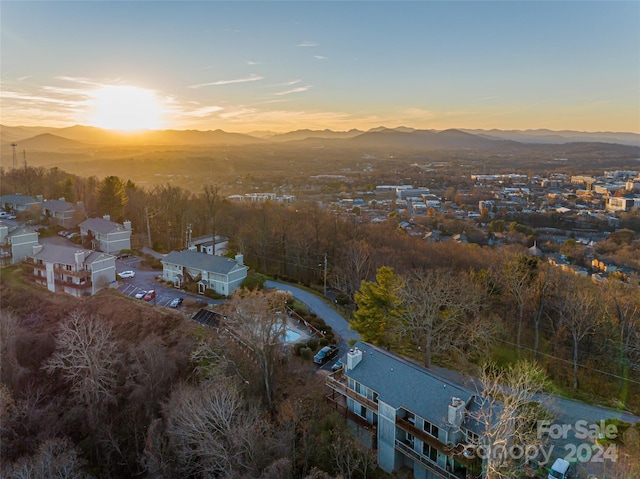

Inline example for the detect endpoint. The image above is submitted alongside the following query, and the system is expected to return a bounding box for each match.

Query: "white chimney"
[75,250,84,269]
[346,347,363,371]
[447,397,465,428]
[235,253,244,265]
[103,214,110,221]
[123,220,132,231]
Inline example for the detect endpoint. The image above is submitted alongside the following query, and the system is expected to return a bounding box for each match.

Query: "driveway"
[265,280,360,342]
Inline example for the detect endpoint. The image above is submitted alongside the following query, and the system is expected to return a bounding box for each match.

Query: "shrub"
[335,292,351,306]
[203,289,224,300]
[241,272,268,291]
[319,337,329,347]
[300,347,313,360]
[293,342,306,356]
[306,339,318,351]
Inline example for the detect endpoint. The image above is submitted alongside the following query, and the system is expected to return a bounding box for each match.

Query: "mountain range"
[1,124,639,152]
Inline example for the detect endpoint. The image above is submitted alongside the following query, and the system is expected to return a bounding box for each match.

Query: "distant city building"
[604,170,638,180]
[471,173,527,182]
[541,179,563,188]
[594,184,625,195]
[228,193,296,205]
[570,176,596,189]
[397,187,430,200]
[606,197,634,212]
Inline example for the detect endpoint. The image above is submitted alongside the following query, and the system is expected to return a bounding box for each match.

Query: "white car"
[118,270,135,279]
[134,290,147,299]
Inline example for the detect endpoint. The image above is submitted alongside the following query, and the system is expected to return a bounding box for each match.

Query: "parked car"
[118,270,135,279]
[314,345,339,365]
[0,212,8,218]
[58,230,68,237]
[169,297,183,308]
[143,290,156,301]
[5,214,16,220]
[134,290,147,299]
[547,458,571,479]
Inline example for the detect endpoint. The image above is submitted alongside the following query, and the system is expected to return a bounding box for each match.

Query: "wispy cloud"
[297,41,318,47]
[188,74,264,89]
[314,55,327,60]
[272,79,301,87]
[180,105,224,118]
[274,85,311,96]
[246,61,260,65]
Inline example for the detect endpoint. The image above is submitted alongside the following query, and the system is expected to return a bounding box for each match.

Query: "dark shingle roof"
[162,250,246,275]
[346,341,477,429]
[32,244,113,265]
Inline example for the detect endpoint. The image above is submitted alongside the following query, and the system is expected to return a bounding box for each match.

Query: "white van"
[548,458,571,479]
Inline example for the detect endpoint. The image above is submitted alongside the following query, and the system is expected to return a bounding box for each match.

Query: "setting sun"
[88,86,162,131]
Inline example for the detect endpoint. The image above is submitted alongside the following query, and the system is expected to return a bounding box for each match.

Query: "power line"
[493,337,640,386]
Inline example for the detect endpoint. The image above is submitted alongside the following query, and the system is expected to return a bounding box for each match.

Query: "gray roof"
[43,199,76,212]
[346,341,479,429]
[163,250,246,275]
[0,194,41,206]
[79,217,125,234]
[32,244,113,265]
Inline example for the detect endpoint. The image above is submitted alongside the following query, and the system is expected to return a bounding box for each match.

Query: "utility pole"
[10,143,17,169]
[323,252,328,297]
[145,206,152,247]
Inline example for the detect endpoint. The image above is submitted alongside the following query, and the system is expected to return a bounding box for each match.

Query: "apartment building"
[326,342,487,479]
[28,244,116,297]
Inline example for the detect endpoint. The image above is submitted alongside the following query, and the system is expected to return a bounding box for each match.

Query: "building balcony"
[54,278,92,290]
[395,417,479,470]
[394,439,472,479]
[53,267,91,279]
[326,371,379,413]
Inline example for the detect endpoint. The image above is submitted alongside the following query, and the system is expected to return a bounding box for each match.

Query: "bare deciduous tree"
[44,310,121,427]
[163,379,265,479]
[469,361,552,479]
[501,255,539,354]
[4,437,90,479]
[222,289,290,410]
[604,278,640,393]
[399,269,490,368]
[331,240,372,297]
[550,273,605,389]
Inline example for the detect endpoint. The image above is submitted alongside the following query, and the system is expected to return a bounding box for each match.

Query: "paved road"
[265,280,361,342]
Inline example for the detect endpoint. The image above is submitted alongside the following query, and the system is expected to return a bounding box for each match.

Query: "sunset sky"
[1,1,639,133]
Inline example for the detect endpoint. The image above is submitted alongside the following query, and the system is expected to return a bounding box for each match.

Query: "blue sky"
[1,1,639,132]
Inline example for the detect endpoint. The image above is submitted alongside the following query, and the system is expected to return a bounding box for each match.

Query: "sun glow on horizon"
[87,86,163,131]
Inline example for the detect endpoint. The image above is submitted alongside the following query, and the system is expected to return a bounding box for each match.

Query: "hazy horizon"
[1,1,639,134]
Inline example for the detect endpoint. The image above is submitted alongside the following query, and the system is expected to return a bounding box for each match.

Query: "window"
[406,412,415,424]
[424,420,439,439]
[360,405,367,418]
[465,429,479,444]
[422,443,438,463]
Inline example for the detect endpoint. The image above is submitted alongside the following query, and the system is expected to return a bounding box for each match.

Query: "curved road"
[265,280,361,342]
